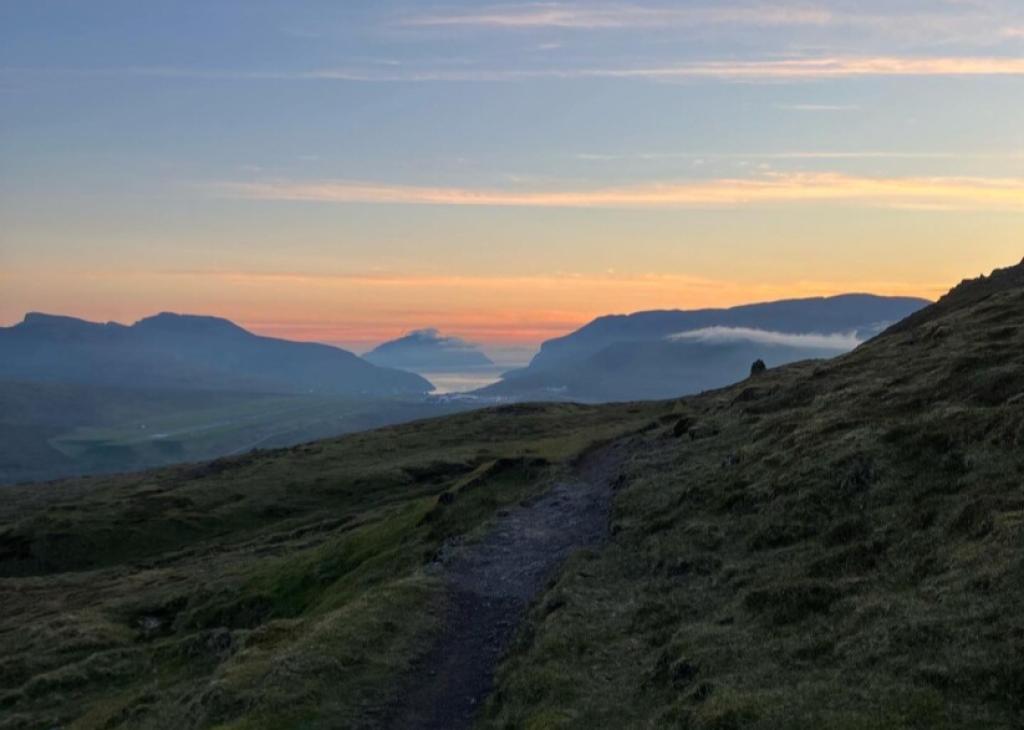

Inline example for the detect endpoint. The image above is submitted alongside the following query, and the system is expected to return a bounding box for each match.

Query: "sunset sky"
[2,1,1022,357]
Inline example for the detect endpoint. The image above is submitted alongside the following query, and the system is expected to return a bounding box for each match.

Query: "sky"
[1,1,1022,357]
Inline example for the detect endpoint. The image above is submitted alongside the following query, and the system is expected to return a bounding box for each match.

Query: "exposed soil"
[387,442,627,730]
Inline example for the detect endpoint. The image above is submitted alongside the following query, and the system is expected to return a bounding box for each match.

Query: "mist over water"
[422,367,510,394]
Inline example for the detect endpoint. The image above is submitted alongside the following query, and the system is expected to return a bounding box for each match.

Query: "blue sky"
[1,1,1022,351]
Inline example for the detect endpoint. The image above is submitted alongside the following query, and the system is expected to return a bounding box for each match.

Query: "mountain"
[364,329,494,371]
[527,294,930,371]
[0,312,432,397]
[1,259,1021,728]
[481,294,929,401]
[485,335,856,402]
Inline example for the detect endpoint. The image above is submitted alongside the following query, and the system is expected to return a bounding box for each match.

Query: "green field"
[0,383,470,484]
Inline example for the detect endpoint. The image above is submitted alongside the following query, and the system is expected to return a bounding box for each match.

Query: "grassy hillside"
[484,262,1024,729]
[1,260,1022,729]
[0,402,667,729]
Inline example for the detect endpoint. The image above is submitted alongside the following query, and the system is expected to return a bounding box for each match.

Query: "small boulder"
[672,417,694,438]
[437,491,456,506]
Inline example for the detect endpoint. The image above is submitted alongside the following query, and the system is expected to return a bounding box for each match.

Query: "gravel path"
[388,443,626,730]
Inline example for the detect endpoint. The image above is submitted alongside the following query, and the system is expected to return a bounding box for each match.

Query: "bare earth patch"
[388,443,627,730]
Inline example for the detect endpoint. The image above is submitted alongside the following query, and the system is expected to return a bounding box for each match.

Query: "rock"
[137,616,163,638]
[672,417,694,437]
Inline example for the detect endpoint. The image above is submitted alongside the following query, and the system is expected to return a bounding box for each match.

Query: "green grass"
[0,401,668,729]
[482,284,1024,729]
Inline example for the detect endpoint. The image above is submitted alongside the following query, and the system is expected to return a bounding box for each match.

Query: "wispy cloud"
[668,326,862,350]
[402,2,1024,48]
[218,172,1024,212]
[777,103,861,112]
[9,55,1024,85]
[574,151,994,161]
[405,3,833,29]
[568,56,1024,81]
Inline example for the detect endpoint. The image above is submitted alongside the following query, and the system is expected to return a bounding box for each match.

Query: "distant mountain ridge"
[365,328,493,371]
[0,312,432,397]
[527,294,930,371]
[481,294,931,402]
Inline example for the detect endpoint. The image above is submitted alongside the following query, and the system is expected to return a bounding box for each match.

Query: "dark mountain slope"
[885,257,1024,335]
[483,336,854,402]
[0,312,431,397]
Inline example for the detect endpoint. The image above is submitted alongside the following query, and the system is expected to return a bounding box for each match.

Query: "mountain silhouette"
[481,294,930,402]
[0,312,432,397]
[365,329,493,371]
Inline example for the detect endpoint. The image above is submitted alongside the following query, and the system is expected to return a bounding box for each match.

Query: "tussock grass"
[484,269,1024,729]
[0,402,668,728]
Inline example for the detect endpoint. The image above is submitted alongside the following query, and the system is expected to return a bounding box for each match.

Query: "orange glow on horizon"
[0,267,953,351]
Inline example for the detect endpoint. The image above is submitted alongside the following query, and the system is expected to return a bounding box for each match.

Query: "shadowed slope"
[484,260,1024,729]
[884,257,1024,335]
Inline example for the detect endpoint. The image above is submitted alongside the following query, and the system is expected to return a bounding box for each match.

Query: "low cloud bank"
[667,326,862,351]
[403,328,479,351]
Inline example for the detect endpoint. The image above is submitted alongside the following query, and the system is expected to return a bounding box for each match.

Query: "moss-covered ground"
[483,267,1024,729]
[0,402,669,729]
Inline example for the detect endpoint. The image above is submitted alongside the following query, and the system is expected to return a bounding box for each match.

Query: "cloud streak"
[573,57,1024,81]
[219,172,1024,212]
[668,326,861,350]
[777,103,861,112]
[9,55,1024,84]
[402,2,1024,48]
[575,151,1005,161]
[405,4,833,29]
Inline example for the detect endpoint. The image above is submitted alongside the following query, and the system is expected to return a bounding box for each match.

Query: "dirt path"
[388,443,626,730]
